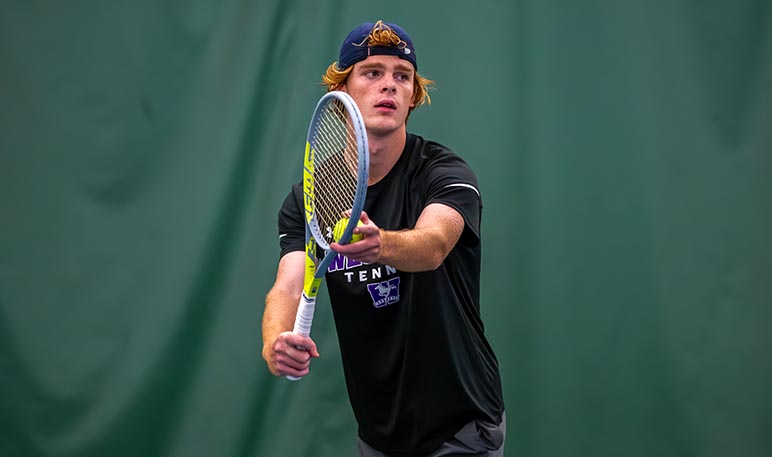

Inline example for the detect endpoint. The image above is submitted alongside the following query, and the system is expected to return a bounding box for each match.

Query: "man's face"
[341,55,415,138]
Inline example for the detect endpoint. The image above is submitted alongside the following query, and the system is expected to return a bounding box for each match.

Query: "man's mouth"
[375,100,396,110]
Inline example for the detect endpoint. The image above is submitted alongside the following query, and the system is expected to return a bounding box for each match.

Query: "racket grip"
[292,293,316,337]
[285,293,316,381]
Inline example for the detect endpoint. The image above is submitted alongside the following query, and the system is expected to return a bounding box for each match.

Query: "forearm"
[331,204,465,273]
[262,252,305,360]
[262,280,320,377]
[377,227,449,272]
[377,204,465,271]
[262,288,299,357]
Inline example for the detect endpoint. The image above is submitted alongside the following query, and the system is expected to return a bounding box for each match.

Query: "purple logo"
[366,277,401,308]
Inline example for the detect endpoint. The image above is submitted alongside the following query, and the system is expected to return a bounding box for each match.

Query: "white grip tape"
[285,294,316,381]
[292,293,315,337]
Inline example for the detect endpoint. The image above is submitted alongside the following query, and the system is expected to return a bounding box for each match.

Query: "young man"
[262,20,506,456]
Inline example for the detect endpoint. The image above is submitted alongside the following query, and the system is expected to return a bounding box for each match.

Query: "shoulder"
[279,182,304,217]
[408,134,461,161]
[405,133,474,174]
[277,182,306,256]
[406,134,478,184]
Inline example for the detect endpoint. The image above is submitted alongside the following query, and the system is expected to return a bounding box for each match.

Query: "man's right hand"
[263,331,320,379]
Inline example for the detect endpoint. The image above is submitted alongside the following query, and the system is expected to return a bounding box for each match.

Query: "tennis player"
[262,20,506,456]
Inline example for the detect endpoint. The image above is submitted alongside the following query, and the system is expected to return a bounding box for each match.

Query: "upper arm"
[268,251,306,300]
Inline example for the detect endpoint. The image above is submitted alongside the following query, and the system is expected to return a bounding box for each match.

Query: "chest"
[364,174,427,231]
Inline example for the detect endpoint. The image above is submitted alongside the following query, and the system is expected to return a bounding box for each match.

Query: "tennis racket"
[287,91,369,381]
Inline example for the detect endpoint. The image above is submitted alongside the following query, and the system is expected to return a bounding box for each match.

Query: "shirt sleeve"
[277,183,306,258]
[423,152,482,244]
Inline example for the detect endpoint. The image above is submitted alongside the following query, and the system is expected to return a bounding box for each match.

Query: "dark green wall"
[2,1,770,456]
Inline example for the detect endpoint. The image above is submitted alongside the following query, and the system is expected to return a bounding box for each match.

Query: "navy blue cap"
[337,21,418,71]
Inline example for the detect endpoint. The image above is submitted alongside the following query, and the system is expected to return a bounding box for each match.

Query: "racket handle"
[285,293,316,381]
[292,293,316,337]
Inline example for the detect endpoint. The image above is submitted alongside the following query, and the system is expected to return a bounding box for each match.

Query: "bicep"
[269,251,306,300]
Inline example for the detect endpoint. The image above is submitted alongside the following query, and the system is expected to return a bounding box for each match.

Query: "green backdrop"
[2,1,770,456]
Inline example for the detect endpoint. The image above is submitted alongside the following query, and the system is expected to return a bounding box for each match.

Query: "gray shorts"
[357,412,506,457]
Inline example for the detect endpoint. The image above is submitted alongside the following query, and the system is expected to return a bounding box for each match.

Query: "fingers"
[283,332,317,353]
[331,225,381,263]
[269,332,319,378]
[332,211,379,247]
[330,241,380,262]
[354,221,379,238]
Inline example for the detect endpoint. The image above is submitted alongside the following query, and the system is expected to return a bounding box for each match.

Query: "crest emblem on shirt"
[366,277,401,308]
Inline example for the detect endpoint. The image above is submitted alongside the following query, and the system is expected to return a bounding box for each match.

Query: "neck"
[367,129,407,185]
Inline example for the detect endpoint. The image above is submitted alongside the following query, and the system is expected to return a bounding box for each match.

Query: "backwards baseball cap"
[337,20,418,71]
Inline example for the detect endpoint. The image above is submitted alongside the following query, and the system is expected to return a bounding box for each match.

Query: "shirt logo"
[366,277,401,308]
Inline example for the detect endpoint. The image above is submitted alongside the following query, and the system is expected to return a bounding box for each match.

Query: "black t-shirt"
[278,133,504,455]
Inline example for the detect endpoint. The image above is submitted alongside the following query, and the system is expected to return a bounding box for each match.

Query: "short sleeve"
[278,183,306,258]
[424,153,482,243]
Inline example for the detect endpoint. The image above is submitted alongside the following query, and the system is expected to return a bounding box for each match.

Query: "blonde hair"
[322,21,434,117]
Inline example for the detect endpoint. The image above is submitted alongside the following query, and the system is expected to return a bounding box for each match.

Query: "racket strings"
[311,100,360,244]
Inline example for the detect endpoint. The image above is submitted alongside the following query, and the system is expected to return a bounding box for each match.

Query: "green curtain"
[1,1,770,456]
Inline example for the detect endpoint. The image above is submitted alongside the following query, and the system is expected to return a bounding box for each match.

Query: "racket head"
[303,91,369,252]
